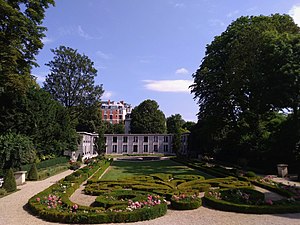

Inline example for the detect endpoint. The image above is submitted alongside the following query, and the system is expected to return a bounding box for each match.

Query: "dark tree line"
[190,14,300,172]
[0,1,104,170]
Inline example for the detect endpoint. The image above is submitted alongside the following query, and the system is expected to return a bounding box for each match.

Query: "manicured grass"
[101,159,214,180]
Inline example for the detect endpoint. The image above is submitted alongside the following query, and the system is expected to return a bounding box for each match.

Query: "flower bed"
[204,188,300,214]
[170,193,202,210]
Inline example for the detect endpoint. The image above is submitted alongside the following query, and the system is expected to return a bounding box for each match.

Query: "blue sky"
[32,0,300,121]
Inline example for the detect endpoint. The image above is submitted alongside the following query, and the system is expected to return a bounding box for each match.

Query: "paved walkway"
[1,170,300,225]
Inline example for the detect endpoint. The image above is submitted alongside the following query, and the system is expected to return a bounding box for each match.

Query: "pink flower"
[36,197,40,202]
[265,199,273,205]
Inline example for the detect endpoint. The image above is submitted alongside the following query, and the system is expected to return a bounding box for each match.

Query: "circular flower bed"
[170,193,202,210]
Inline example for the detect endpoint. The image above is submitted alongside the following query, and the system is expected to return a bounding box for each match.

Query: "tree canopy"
[0,0,55,95]
[190,14,300,168]
[44,46,104,119]
[130,99,166,134]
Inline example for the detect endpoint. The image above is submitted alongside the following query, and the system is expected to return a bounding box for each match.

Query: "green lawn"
[101,159,214,180]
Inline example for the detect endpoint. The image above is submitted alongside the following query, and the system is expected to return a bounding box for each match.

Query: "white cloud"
[96,50,112,60]
[175,67,189,75]
[143,80,193,93]
[209,19,226,27]
[78,25,93,40]
[174,3,185,8]
[32,73,47,84]
[42,37,53,44]
[289,5,300,26]
[102,91,114,99]
[227,10,240,18]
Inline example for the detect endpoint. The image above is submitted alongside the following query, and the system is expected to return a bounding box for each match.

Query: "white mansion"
[69,132,189,161]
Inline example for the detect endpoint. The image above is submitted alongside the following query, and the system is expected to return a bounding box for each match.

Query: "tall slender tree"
[44,46,104,120]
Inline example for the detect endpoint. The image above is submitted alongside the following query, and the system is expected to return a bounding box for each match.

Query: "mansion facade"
[68,132,189,161]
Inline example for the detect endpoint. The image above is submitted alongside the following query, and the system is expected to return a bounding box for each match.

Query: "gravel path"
[1,170,300,225]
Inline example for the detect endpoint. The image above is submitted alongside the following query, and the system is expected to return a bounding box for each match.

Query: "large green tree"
[0,133,36,170]
[130,99,166,134]
[191,14,300,166]
[44,46,104,120]
[167,114,185,134]
[0,0,55,132]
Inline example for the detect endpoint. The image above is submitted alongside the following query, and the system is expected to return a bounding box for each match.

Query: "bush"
[0,188,7,196]
[28,164,38,181]
[3,168,16,192]
[21,157,69,171]
[245,171,256,178]
[170,194,202,210]
[69,162,81,170]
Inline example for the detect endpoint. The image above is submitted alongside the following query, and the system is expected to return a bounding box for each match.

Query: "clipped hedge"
[204,193,300,214]
[28,160,168,223]
[170,196,202,210]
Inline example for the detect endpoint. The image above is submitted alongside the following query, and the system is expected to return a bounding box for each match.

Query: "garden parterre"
[28,158,300,224]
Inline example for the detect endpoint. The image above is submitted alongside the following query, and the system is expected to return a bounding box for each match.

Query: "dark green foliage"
[44,46,104,120]
[0,133,36,170]
[190,14,300,169]
[245,171,256,178]
[28,164,38,181]
[166,114,186,134]
[3,168,16,192]
[170,196,202,210]
[130,99,166,134]
[21,157,69,171]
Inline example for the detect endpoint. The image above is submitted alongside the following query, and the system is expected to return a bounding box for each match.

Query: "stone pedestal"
[277,164,288,178]
[14,171,27,186]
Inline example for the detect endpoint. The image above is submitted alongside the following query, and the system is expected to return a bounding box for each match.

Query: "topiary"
[28,163,38,181]
[245,171,256,178]
[3,168,17,192]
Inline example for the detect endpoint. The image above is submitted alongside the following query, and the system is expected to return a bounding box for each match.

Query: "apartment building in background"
[100,100,132,124]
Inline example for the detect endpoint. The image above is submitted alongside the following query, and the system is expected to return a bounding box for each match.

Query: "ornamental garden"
[28,157,300,224]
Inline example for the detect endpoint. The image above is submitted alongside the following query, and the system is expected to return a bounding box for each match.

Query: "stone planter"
[14,171,27,186]
[277,164,288,178]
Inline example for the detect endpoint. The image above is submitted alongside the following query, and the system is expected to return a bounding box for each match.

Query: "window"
[112,145,117,153]
[133,145,138,152]
[163,145,168,152]
[119,115,123,120]
[113,136,117,143]
[104,137,107,143]
[110,115,113,120]
[153,136,158,142]
[123,145,128,153]
[123,136,128,143]
[164,136,169,143]
[154,145,158,152]
[133,136,138,143]
[143,145,148,152]
[104,115,107,120]
[144,136,148,142]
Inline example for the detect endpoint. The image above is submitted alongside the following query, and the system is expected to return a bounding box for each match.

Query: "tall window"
[122,145,128,153]
[143,145,148,152]
[164,136,169,143]
[123,136,128,143]
[163,145,168,152]
[133,145,138,152]
[154,145,158,152]
[153,136,158,142]
[144,136,148,142]
[113,136,117,143]
[133,136,138,143]
[112,145,117,153]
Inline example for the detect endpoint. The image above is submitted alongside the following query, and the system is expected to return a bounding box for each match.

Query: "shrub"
[3,168,16,192]
[245,171,256,178]
[28,164,38,181]
[0,188,7,196]
[170,193,202,210]
[69,162,81,170]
